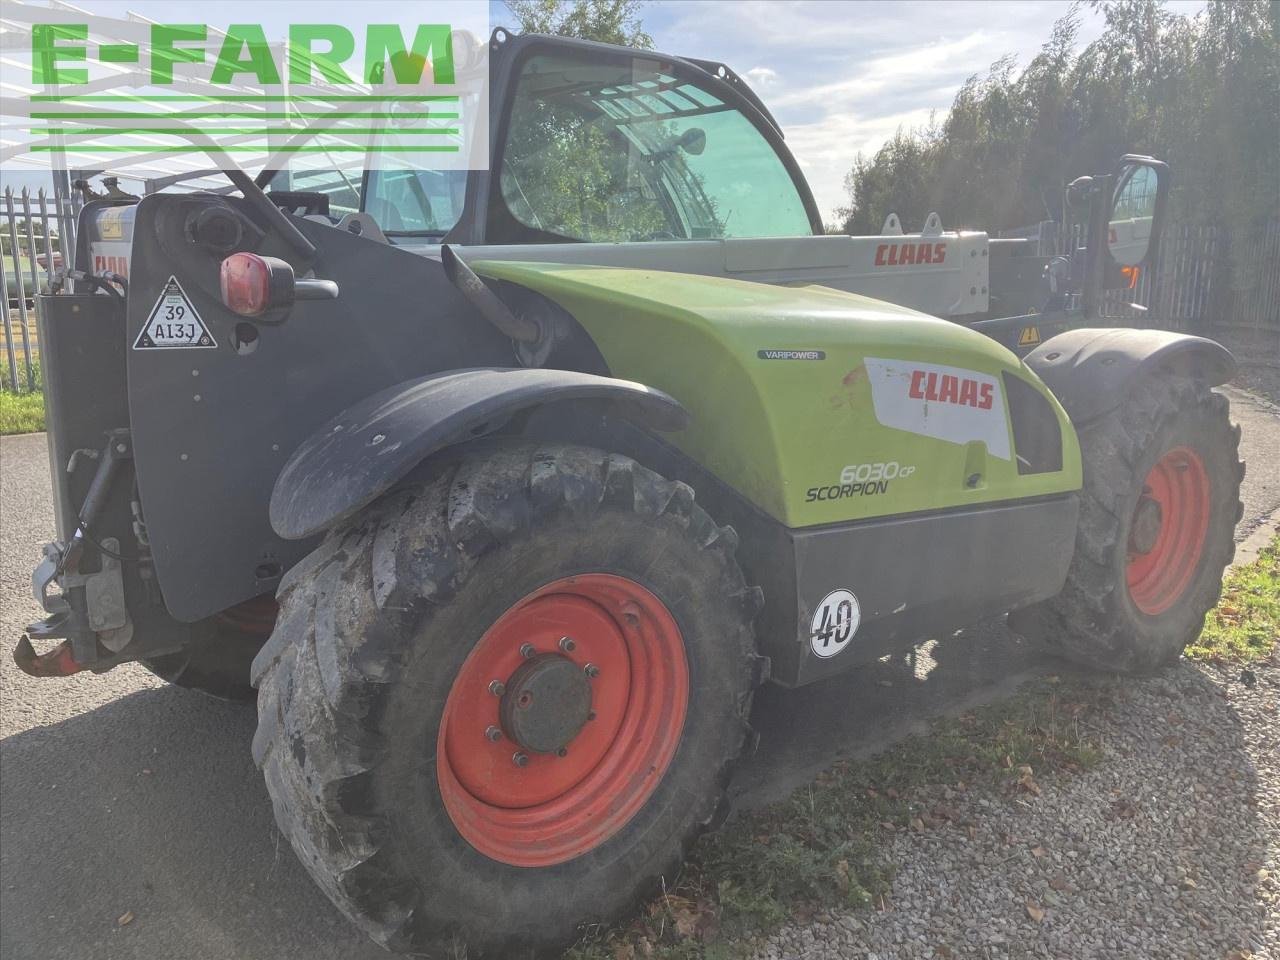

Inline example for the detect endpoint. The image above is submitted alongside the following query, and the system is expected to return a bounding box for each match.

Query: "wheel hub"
[1128,494,1164,555]
[437,574,690,867]
[499,654,592,754]
[1126,446,1211,616]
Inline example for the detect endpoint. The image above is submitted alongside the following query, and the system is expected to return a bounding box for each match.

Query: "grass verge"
[1186,532,1280,665]
[567,676,1107,960]
[0,358,45,435]
[0,389,45,434]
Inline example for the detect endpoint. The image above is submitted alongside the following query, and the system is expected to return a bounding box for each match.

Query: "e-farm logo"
[32,23,458,88]
[13,2,488,173]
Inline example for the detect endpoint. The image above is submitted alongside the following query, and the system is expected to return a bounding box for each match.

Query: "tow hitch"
[13,637,84,677]
[14,430,133,678]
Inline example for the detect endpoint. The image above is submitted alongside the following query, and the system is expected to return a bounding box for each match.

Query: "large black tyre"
[1010,376,1243,673]
[250,443,761,956]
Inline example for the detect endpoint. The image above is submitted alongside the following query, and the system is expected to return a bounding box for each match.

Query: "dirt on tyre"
[1010,375,1243,673]
[250,443,761,955]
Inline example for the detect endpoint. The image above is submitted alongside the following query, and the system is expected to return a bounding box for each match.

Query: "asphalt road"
[2,385,1277,960]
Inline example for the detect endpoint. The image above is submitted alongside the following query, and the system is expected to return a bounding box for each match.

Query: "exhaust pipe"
[440,245,540,343]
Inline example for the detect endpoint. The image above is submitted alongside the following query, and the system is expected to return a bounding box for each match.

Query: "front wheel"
[1010,376,1243,673]
[250,444,761,955]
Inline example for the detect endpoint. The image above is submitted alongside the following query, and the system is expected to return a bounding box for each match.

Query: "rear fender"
[1025,328,1235,425]
[269,368,688,540]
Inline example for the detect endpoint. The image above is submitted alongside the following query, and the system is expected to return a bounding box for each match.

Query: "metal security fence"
[1,186,76,394]
[1094,220,1280,343]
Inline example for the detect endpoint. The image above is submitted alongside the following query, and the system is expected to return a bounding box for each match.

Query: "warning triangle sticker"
[134,276,216,350]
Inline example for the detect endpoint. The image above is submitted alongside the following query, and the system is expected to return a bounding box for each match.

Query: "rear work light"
[219,252,339,317]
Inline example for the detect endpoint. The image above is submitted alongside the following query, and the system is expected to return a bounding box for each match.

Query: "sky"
[1,0,1209,222]
[631,0,1208,218]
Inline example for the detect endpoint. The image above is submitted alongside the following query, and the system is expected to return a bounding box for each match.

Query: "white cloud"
[765,31,991,111]
[743,66,779,88]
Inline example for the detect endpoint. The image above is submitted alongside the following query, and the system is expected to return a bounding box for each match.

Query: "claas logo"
[874,242,947,267]
[908,369,994,410]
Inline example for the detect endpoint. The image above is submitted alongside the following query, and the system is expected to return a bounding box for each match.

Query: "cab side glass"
[1107,164,1159,266]
[499,54,813,242]
[364,168,468,236]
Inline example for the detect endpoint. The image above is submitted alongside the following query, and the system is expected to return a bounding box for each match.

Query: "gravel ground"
[750,657,1280,960]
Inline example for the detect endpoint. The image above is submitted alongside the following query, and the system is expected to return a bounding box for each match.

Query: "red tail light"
[219,252,294,317]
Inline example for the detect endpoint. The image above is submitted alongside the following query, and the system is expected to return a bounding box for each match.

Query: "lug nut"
[488,680,505,697]
[485,726,502,742]
[556,747,568,758]
[584,663,600,679]
[512,752,529,767]
[520,643,536,659]
[558,636,576,653]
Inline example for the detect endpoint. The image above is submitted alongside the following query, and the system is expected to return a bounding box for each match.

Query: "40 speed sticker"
[810,589,861,659]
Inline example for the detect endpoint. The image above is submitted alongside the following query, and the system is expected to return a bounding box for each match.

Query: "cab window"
[365,167,467,235]
[498,54,813,242]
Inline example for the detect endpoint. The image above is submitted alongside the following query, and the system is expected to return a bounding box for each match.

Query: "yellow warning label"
[1017,325,1041,347]
[98,207,126,240]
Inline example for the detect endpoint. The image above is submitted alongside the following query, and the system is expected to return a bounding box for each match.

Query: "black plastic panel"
[126,196,513,622]
[36,293,130,540]
[1026,328,1235,424]
[1003,371,1064,475]
[270,367,688,540]
[784,494,1079,686]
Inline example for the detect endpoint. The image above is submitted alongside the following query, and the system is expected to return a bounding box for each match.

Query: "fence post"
[0,218,16,392]
[3,188,34,393]
[19,188,40,390]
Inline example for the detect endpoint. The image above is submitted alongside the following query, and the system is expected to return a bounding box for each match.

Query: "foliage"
[836,0,1279,252]
[1187,532,1280,664]
[1,219,60,256]
[0,357,43,434]
[500,56,676,242]
[0,389,44,434]
[0,356,41,392]
[497,2,722,243]
[504,0,653,48]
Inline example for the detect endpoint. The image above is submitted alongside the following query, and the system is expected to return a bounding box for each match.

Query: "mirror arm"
[1081,173,1114,318]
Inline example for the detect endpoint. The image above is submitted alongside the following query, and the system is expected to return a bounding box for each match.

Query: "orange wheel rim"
[437,574,689,867]
[1126,446,1210,616]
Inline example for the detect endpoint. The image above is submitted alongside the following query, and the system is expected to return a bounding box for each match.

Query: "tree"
[504,0,653,48]
[496,1,709,243]
[836,0,1279,243]
[0,219,59,256]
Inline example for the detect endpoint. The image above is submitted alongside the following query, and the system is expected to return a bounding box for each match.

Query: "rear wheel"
[250,444,761,955]
[1010,376,1243,672]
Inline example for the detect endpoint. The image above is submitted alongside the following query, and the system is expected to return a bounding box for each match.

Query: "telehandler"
[19,29,1242,956]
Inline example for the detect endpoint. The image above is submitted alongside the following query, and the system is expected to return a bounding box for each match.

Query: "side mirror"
[651,127,707,162]
[677,127,707,156]
[1106,157,1169,267]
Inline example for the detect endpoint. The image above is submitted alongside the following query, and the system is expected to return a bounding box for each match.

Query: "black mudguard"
[1025,328,1235,425]
[269,367,688,540]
